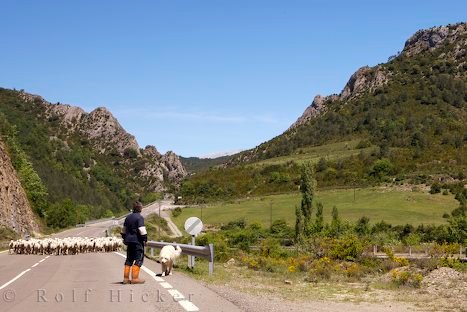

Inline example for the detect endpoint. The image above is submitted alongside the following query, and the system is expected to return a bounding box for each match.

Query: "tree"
[300,162,316,236]
[329,206,342,237]
[404,233,421,255]
[370,159,394,180]
[46,199,77,228]
[314,202,324,233]
[446,205,466,244]
[355,216,370,236]
[295,205,304,242]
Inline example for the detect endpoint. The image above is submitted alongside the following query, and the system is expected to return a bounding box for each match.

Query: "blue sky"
[1,1,465,157]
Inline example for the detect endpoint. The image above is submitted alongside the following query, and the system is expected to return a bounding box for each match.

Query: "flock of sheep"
[9,237,123,255]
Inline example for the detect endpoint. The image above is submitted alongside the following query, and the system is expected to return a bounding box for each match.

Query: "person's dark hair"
[133,201,143,212]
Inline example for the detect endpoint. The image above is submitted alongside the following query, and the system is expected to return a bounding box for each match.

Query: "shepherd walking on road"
[121,201,147,284]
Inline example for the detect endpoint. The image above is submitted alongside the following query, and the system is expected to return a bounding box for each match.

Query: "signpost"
[184,217,203,269]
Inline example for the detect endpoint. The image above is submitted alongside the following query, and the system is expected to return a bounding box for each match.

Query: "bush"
[172,207,182,218]
[329,235,365,261]
[221,218,246,230]
[46,198,78,229]
[196,232,230,261]
[429,182,441,194]
[370,159,394,180]
[390,268,423,288]
[260,238,285,259]
[307,257,335,280]
[140,192,162,204]
[270,219,292,237]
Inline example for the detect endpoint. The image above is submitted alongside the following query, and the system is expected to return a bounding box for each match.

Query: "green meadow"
[173,188,458,228]
[252,139,377,167]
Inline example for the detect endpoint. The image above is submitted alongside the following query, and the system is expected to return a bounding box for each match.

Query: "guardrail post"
[146,241,214,275]
[208,243,214,275]
[150,247,154,257]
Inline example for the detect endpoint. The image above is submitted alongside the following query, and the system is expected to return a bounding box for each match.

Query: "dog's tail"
[175,245,182,254]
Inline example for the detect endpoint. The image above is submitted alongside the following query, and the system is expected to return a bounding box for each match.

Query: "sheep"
[8,237,123,256]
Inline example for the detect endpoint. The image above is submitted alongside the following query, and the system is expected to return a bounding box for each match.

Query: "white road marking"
[179,300,200,312]
[140,266,164,281]
[160,282,173,289]
[168,289,185,301]
[113,252,199,312]
[0,255,48,290]
[0,269,31,290]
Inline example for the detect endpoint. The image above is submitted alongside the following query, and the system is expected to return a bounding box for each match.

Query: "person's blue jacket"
[121,212,147,245]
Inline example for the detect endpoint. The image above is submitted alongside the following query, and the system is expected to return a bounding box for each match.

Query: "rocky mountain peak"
[161,151,188,183]
[290,65,389,129]
[143,145,162,158]
[289,94,336,129]
[402,22,466,57]
[290,23,467,130]
[82,106,140,155]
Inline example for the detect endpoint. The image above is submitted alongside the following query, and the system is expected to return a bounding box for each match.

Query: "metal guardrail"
[84,217,114,226]
[146,241,215,275]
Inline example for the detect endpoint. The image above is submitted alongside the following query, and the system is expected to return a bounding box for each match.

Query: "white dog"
[159,245,182,276]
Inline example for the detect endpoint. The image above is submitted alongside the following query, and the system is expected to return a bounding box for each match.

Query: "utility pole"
[158,201,161,239]
[270,201,273,230]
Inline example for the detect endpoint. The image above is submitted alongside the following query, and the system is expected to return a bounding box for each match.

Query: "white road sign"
[184,217,203,236]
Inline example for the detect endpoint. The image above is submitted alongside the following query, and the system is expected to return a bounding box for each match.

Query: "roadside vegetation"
[173,162,466,304]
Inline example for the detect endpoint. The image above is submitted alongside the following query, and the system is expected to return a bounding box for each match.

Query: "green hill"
[177,23,466,204]
[0,88,185,230]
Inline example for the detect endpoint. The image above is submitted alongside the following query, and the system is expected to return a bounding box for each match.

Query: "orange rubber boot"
[131,265,145,284]
[123,265,131,284]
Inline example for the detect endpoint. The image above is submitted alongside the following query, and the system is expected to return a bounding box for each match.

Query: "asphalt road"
[0,210,241,312]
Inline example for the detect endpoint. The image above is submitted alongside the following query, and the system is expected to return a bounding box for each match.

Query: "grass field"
[173,187,458,228]
[252,139,377,167]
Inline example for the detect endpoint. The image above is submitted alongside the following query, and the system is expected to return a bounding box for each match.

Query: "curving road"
[0,207,241,312]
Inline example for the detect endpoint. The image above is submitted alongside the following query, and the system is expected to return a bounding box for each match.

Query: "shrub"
[342,262,365,279]
[196,232,230,261]
[172,207,182,218]
[221,218,246,230]
[429,182,441,194]
[270,219,292,237]
[329,235,365,261]
[356,140,372,149]
[307,257,335,280]
[370,159,394,180]
[390,269,423,288]
[438,258,467,272]
[260,238,285,259]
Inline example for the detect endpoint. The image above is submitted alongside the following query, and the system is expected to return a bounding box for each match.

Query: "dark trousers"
[125,242,144,267]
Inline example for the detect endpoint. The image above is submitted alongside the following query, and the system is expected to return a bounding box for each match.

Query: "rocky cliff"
[139,146,187,191]
[0,140,39,235]
[290,22,465,129]
[18,91,187,191]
